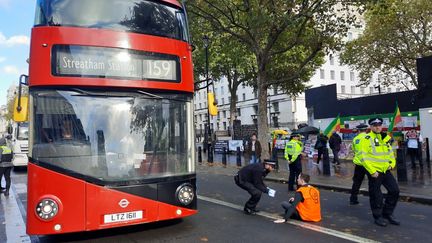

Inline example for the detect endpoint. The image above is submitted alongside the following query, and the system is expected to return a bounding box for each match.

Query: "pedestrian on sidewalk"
[245,133,262,164]
[314,132,328,165]
[329,132,342,165]
[274,173,321,223]
[349,124,368,205]
[234,161,276,215]
[405,129,423,170]
[0,138,13,197]
[285,133,303,191]
[359,117,400,227]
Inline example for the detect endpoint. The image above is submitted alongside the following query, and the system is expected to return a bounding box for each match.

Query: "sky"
[0,0,34,107]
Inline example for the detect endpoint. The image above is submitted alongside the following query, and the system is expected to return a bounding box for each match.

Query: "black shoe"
[251,208,260,213]
[384,215,400,225]
[374,217,387,227]
[244,208,253,215]
[349,201,359,205]
[4,190,9,197]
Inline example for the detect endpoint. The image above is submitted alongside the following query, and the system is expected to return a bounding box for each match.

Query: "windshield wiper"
[71,88,137,98]
[136,90,163,99]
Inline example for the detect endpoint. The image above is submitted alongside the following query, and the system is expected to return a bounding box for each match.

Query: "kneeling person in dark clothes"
[234,161,276,215]
[274,173,321,223]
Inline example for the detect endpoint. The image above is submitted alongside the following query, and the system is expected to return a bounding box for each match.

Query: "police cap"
[368,117,383,126]
[263,160,276,167]
[356,123,368,130]
[291,133,301,138]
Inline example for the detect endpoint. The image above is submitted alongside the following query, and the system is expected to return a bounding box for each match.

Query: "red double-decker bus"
[24,0,196,235]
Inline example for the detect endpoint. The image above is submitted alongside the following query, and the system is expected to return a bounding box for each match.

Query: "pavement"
[199,151,432,204]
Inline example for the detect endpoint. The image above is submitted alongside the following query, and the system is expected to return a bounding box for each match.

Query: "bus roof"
[161,0,181,8]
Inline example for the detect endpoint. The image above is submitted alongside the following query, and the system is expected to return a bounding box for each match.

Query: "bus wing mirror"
[13,96,29,122]
[7,125,12,135]
[5,134,12,140]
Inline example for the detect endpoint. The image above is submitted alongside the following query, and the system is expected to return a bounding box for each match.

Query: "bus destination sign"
[52,45,180,82]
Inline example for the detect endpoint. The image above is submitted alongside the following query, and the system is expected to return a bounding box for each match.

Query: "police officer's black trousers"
[0,167,12,191]
[288,159,302,191]
[367,170,399,219]
[234,176,262,210]
[350,165,367,202]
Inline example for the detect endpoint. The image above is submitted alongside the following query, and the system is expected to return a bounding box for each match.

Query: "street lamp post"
[203,35,213,162]
[267,98,272,128]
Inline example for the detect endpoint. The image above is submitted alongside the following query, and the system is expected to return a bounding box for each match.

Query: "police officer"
[234,161,276,214]
[359,117,400,227]
[285,133,303,191]
[350,124,368,205]
[0,138,13,197]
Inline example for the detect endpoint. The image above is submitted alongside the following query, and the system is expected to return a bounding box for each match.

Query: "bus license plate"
[104,210,143,224]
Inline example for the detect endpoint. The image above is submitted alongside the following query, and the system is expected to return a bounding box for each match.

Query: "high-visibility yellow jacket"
[358,132,396,174]
[0,145,12,155]
[284,139,303,163]
[352,132,367,166]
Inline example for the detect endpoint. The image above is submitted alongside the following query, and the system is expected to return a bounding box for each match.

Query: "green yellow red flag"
[324,115,341,138]
[388,102,402,133]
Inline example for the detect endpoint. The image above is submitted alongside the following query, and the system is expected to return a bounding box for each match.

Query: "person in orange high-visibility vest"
[274,173,321,223]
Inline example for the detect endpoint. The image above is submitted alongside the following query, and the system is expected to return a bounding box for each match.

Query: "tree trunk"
[257,70,270,159]
[229,92,237,139]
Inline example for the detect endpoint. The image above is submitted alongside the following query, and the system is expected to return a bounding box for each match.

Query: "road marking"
[1,185,30,242]
[14,183,27,194]
[198,195,379,243]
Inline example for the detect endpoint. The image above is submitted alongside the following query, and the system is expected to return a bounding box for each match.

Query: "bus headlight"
[176,183,194,206]
[36,198,59,220]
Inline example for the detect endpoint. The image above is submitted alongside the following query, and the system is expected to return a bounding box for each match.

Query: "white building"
[0,105,8,133]
[193,30,409,135]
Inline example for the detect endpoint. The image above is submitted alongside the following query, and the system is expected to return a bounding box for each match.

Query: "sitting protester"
[274,173,321,223]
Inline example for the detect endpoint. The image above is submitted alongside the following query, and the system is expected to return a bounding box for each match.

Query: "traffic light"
[207,92,218,116]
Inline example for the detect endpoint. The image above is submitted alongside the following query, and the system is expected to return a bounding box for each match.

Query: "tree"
[340,0,432,89]
[189,13,256,139]
[187,0,358,156]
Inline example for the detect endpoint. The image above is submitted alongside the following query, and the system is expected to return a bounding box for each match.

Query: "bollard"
[198,146,202,164]
[236,147,242,167]
[396,147,407,182]
[222,147,227,167]
[268,142,272,157]
[426,138,431,168]
[272,148,279,172]
[208,144,213,163]
[322,148,331,176]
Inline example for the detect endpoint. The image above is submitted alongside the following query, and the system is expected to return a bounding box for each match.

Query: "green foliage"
[340,0,432,88]
[188,0,360,93]
[189,13,255,89]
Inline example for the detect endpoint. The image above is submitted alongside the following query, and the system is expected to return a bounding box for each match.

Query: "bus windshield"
[34,0,189,42]
[30,89,194,183]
